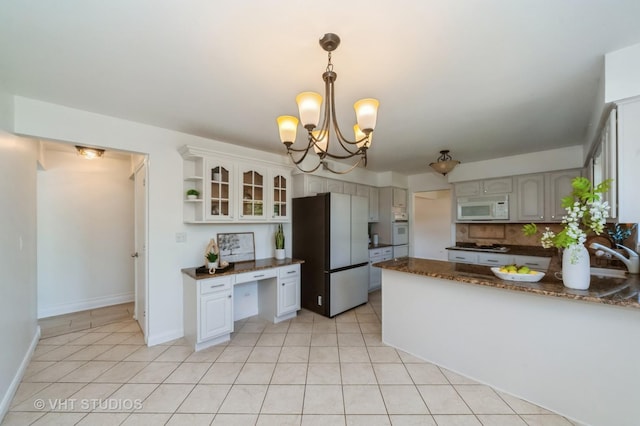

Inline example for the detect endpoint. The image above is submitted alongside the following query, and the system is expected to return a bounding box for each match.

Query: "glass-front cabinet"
[271,170,290,221]
[205,159,235,221]
[238,163,267,220]
[180,145,292,223]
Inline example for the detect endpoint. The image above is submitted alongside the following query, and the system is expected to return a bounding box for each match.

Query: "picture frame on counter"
[217,232,255,263]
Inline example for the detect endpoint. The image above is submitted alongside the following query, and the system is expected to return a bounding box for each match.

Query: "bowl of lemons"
[491,264,545,282]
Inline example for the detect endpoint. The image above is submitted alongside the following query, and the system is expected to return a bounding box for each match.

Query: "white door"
[134,161,148,341]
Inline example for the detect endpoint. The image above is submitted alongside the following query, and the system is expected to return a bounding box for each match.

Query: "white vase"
[275,249,285,260]
[562,244,591,290]
[187,194,197,200]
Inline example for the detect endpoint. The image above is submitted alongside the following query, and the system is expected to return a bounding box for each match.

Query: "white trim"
[37,292,134,319]
[0,326,41,422]
[146,328,183,347]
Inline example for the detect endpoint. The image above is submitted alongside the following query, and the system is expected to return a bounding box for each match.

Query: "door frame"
[133,159,149,342]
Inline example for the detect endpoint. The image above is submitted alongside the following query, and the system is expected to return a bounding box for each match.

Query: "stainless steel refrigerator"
[293,192,369,317]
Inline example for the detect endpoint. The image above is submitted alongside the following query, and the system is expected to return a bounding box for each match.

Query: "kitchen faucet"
[589,243,639,274]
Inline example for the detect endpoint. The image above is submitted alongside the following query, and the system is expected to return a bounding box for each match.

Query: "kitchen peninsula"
[377,257,640,426]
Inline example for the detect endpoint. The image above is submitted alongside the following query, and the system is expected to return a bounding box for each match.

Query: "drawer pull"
[524,263,538,266]
[254,274,265,278]
[286,270,296,274]
[487,260,499,263]
[208,283,225,289]
[455,256,465,260]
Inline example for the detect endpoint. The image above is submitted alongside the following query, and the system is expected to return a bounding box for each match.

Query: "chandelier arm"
[321,155,366,175]
[288,152,324,173]
[327,79,363,155]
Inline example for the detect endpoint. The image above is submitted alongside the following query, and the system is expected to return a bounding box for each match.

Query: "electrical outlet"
[317,295,322,306]
[175,232,187,243]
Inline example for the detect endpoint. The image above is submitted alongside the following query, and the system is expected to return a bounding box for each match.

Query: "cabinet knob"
[228,295,232,298]
[282,283,285,286]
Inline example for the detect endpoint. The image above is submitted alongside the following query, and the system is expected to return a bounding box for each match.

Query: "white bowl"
[491,267,545,282]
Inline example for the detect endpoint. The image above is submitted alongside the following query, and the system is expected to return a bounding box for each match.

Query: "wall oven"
[457,194,509,221]
[392,222,409,245]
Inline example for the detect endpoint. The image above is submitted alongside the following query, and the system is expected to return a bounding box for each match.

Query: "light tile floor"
[38,303,135,339]
[4,291,577,425]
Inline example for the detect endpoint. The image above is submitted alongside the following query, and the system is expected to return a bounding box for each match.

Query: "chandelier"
[277,33,379,174]
[429,150,460,176]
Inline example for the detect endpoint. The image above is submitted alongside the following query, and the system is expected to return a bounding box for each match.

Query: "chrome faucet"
[589,243,639,274]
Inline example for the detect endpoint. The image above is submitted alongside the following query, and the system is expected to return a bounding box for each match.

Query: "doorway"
[413,190,454,260]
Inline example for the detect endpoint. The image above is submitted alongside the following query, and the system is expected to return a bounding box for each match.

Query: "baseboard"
[146,328,183,347]
[0,325,41,423]
[38,292,134,319]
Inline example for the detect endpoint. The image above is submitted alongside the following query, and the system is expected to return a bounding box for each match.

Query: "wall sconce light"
[75,145,105,160]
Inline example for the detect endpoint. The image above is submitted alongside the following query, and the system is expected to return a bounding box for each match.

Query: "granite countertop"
[181,257,304,280]
[446,244,556,257]
[375,257,640,309]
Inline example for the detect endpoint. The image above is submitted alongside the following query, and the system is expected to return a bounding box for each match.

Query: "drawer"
[279,264,300,278]
[235,268,278,284]
[477,253,514,266]
[448,251,478,264]
[513,255,551,270]
[369,249,382,258]
[382,247,393,256]
[200,276,233,295]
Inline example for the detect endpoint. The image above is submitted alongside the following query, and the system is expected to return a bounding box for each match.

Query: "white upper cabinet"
[326,179,344,193]
[180,146,292,223]
[515,169,581,222]
[392,187,407,208]
[455,177,513,197]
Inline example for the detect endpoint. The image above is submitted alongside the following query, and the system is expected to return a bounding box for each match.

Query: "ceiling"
[2,1,640,174]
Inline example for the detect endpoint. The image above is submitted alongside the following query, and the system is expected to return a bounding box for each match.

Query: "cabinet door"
[455,181,481,197]
[200,291,233,341]
[369,256,382,291]
[515,174,545,221]
[343,182,357,195]
[205,159,235,221]
[368,187,379,221]
[392,188,407,207]
[483,177,512,194]
[271,170,291,221]
[278,276,300,316]
[326,179,344,193]
[238,164,267,220]
[547,170,580,221]
[306,175,326,195]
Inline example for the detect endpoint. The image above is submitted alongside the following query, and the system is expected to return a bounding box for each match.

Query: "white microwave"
[457,194,509,221]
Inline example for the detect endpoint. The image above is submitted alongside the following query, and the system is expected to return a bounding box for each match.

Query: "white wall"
[0,86,39,421]
[413,191,453,260]
[37,149,134,318]
[605,42,640,103]
[13,96,295,345]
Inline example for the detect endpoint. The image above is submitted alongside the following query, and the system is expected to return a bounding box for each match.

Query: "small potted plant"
[275,224,285,260]
[186,189,200,200]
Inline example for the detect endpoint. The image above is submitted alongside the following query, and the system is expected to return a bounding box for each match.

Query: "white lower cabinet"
[184,275,234,351]
[184,262,301,351]
[200,290,233,341]
[278,265,300,316]
[448,250,551,271]
[369,247,392,291]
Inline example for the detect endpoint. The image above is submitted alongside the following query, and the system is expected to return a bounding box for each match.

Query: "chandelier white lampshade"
[296,92,323,129]
[429,150,460,176]
[276,33,379,175]
[277,115,299,145]
[354,98,379,133]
